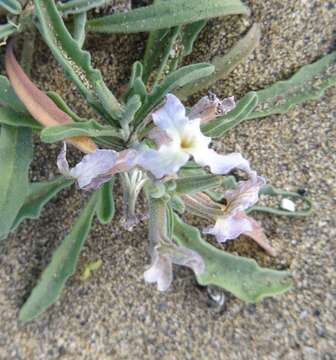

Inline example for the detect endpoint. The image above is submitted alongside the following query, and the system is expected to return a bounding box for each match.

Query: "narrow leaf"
[246,50,336,119]
[58,0,106,16]
[96,180,115,224]
[72,12,87,48]
[19,192,98,322]
[174,175,223,194]
[87,0,250,33]
[0,125,33,240]
[0,107,41,129]
[202,92,258,137]
[176,23,261,99]
[11,177,74,231]
[0,0,21,14]
[173,214,292,302]
[33,0,122,122]
[0,22,17,40]
[0,75,27,112]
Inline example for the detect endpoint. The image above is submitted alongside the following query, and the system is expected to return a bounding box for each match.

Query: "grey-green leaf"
[33,0,122,122]
[174,174,223,194]
[96,180,115,224]
[19,191,98,322]
[173,214,292,302]
[247,50,336,119]
[176,23,261,99]
[202,91,258,137]
[0,107,41,129]
[0,0,21,14]
[0,125,33,240]
[0,75,27,113]
[57,0,106,16]
[0,22,17,39]
[11,177,74,231]
[87,0,250,33]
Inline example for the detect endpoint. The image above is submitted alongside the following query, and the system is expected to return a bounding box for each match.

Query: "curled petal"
[57,144,137,190]
[224,175,266,213]
[191,148,252,175]
[144,242,205,291]
[137,145,189,179]
[147,127,172,148]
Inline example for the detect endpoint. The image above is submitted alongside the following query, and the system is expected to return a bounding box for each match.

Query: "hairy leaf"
[173,214,292,302]
[0,0,21,14]
[0,125,33,240]
[0,75,27,112]
[72,11,87,48]
[177,23,261,99]
[202,92,258,137]
[174,175,223,194]
[19,192,98,321]
[247,50,336,119]
[58,0,106,16]
[0,107,41,129]
[87,0,250,33]
[0,22,17,39]
[33,0,122,122]
[11,177,74,231]
[96,180,115,224]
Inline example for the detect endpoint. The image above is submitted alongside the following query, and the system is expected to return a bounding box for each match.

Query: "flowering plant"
[0,0,334,321]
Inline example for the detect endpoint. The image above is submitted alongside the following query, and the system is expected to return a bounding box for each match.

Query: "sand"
[0,0,335,359]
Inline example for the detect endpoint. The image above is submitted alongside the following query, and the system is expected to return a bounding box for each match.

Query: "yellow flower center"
[180,136,195,150]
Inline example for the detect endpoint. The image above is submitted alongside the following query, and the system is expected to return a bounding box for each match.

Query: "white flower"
[203,176,277,256]
[144,241,205,291]
[137,94,252,178]
[57,143,137,190]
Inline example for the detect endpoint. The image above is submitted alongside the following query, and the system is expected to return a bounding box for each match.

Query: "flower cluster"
[56,94,275,290]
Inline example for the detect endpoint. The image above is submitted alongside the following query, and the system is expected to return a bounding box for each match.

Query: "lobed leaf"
[19,191,98,321]
[11,177,74,231]
[87,0,250,33]
[72,11,87,48]
[173,214,292,302]
[0,0,21,14]
[246,50,336,119]
[202,91,258,137]
[57,0,106,16]
[33,0,122,122]
[0,125,33,240]
[176,23,261,99]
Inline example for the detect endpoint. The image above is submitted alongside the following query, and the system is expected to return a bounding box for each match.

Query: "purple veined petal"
[152,94,189,136]
[203,212,252,243]
[137,145,189,178]
[144,250,173,291]
[191,147,252,175]
[147,127,172,148]
[224,175,266,213]
[219,96,236,115]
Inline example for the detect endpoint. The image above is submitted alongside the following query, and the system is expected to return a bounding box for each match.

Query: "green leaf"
[176,23,261,99]
[173,214,292,302]
[40,119,123,143]
[0,126,33,240]
[11,177,74,232]
[0,75,27,113]
[134,63,214,127]
[19,191,98,322]
[0,22,17,39]
[0,0,21,14]
[33,0,122,123]
[47,91,86,122]
[247,50,336,119]
[87,0,250,33]
[202,92,258,138]
[96,180,115,224]
[0,107,41,129]
[72,11,87,48]
[57,0,106,16]
[174,174,223,194]
[180,20,207,58]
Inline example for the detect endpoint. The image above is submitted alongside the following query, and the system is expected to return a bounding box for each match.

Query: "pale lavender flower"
[144,241,205,291]
[203,176,277,256]
[57,143,137,190]
[137,94,252,179]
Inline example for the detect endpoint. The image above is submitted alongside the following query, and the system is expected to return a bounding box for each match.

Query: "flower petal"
[191,147,252,175]
[152,94,188,137]
[144,251,173,291]
[137,145,189,178]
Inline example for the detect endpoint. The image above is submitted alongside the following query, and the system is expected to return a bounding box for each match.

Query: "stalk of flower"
[5,41,97,154]
[182,176,277,256]
[137,94,254,179]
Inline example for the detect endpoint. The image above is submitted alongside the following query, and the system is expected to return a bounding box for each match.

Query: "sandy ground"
[0,0,335,359]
